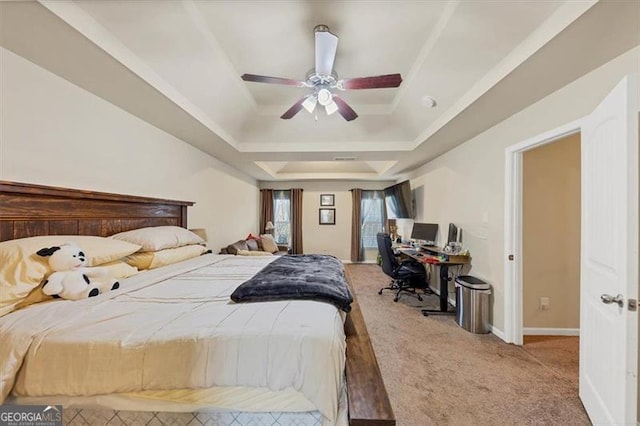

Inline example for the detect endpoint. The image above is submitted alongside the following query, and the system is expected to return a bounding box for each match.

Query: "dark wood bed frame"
[0,180,395,425]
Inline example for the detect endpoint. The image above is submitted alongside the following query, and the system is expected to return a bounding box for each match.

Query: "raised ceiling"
[2,0,639,181]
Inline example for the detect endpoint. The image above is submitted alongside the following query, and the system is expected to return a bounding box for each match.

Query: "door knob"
[601,294,624,307]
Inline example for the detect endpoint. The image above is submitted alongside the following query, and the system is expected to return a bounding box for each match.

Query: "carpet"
[523,336,580,385]
[345,264,590,426]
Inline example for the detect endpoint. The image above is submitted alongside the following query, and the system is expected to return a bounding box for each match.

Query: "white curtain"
[273,190,291,245]
[361,190,385,249]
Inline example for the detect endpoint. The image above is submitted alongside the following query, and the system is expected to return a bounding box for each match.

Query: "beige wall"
[0,48,259,254]
[407,45,640,334]
[260,180,393,261]
[522,133,581,329]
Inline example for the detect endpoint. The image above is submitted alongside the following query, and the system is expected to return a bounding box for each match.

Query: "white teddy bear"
[36,243,121,300]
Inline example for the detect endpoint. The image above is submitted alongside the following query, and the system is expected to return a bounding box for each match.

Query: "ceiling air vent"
[334,157,356,161]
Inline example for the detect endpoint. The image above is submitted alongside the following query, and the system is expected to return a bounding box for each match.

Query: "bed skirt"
[63,408,325,425]
[10,379,349,426]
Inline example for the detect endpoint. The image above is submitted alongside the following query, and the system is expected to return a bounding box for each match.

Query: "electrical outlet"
[540,297,550,311]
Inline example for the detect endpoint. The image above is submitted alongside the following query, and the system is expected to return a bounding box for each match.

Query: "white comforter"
[0,255,347,423]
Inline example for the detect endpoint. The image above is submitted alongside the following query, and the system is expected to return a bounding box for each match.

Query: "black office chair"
[376,232,428,302]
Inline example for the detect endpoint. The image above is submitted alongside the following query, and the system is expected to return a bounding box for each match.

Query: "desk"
[397,246,470,316]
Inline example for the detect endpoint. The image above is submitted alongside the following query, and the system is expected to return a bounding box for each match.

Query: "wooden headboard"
[0,181,194,242]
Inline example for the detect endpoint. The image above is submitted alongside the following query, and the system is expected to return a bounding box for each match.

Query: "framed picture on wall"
[319,208,336,225]
[320,194,335,206]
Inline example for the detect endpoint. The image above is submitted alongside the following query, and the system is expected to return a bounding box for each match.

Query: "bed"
[0,181,394,426]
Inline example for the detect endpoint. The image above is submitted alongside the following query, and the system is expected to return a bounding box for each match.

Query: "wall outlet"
[540,297,550,311]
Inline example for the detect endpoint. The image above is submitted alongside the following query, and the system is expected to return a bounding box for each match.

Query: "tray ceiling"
[1,0,638,181]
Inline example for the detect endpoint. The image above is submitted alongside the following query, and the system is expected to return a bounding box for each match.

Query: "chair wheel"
[378,289,383,295]
[394,297,399,302]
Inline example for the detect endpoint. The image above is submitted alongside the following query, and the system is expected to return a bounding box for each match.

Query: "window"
[361,190,385,248]
[273,190,291,245]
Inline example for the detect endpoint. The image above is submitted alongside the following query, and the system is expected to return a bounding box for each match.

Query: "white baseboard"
[490,326,507,342]
[341,260,377,264]
[523,327,580,336]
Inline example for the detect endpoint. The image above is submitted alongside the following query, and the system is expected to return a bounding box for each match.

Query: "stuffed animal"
[36,243,120,300]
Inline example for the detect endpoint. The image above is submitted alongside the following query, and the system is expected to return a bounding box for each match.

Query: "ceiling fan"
[241,24,402,122]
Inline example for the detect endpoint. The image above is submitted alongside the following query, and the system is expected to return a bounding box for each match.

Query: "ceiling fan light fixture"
[302,96,317,113]
[317,88,333,106]
[325,100,338,116]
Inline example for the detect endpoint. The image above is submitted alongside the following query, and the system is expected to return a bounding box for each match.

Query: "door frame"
[503,118,583,345]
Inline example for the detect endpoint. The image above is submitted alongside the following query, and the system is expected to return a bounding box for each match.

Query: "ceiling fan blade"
[338,73,402,90]
[241,74,305,87]
[280,96,308,119]
[332,96,358,121]
[315,29,338,76]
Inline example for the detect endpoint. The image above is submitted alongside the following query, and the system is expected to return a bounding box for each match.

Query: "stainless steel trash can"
[455,276,492,334]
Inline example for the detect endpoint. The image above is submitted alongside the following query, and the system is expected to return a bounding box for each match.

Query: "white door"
[580,75,638,425]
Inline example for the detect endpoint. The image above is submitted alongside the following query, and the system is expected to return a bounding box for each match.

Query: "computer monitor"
[411,223,438,245]
[448,223,461,244]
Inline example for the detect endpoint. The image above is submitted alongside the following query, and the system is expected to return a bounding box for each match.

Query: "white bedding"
[0,255,347,424]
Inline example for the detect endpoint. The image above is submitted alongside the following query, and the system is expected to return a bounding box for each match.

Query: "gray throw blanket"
[230,254,353,312]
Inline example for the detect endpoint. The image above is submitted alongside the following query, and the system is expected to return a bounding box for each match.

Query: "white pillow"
[100,260,140,278]
[125,244,208,270]
[111,226,204,252]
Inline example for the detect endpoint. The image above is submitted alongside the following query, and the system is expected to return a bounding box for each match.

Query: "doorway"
[503,119,583,346]
[522,133,581,337]
[521,133,581,384]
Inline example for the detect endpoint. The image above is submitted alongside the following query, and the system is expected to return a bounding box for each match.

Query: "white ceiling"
[2,0,639,181]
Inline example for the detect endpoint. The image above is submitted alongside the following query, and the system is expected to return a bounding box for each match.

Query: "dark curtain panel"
[290,188,304,254]
[259,189,273,234]
[380,190,388,232]
[351,188,363,262]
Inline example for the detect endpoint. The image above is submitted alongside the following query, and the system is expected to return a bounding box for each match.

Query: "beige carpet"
[523,336,580,385]
[345,264,590,426]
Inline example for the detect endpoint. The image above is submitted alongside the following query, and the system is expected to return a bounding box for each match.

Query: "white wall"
[260,180,394,261]
[407,45,640,333]
[0,47,259,253]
